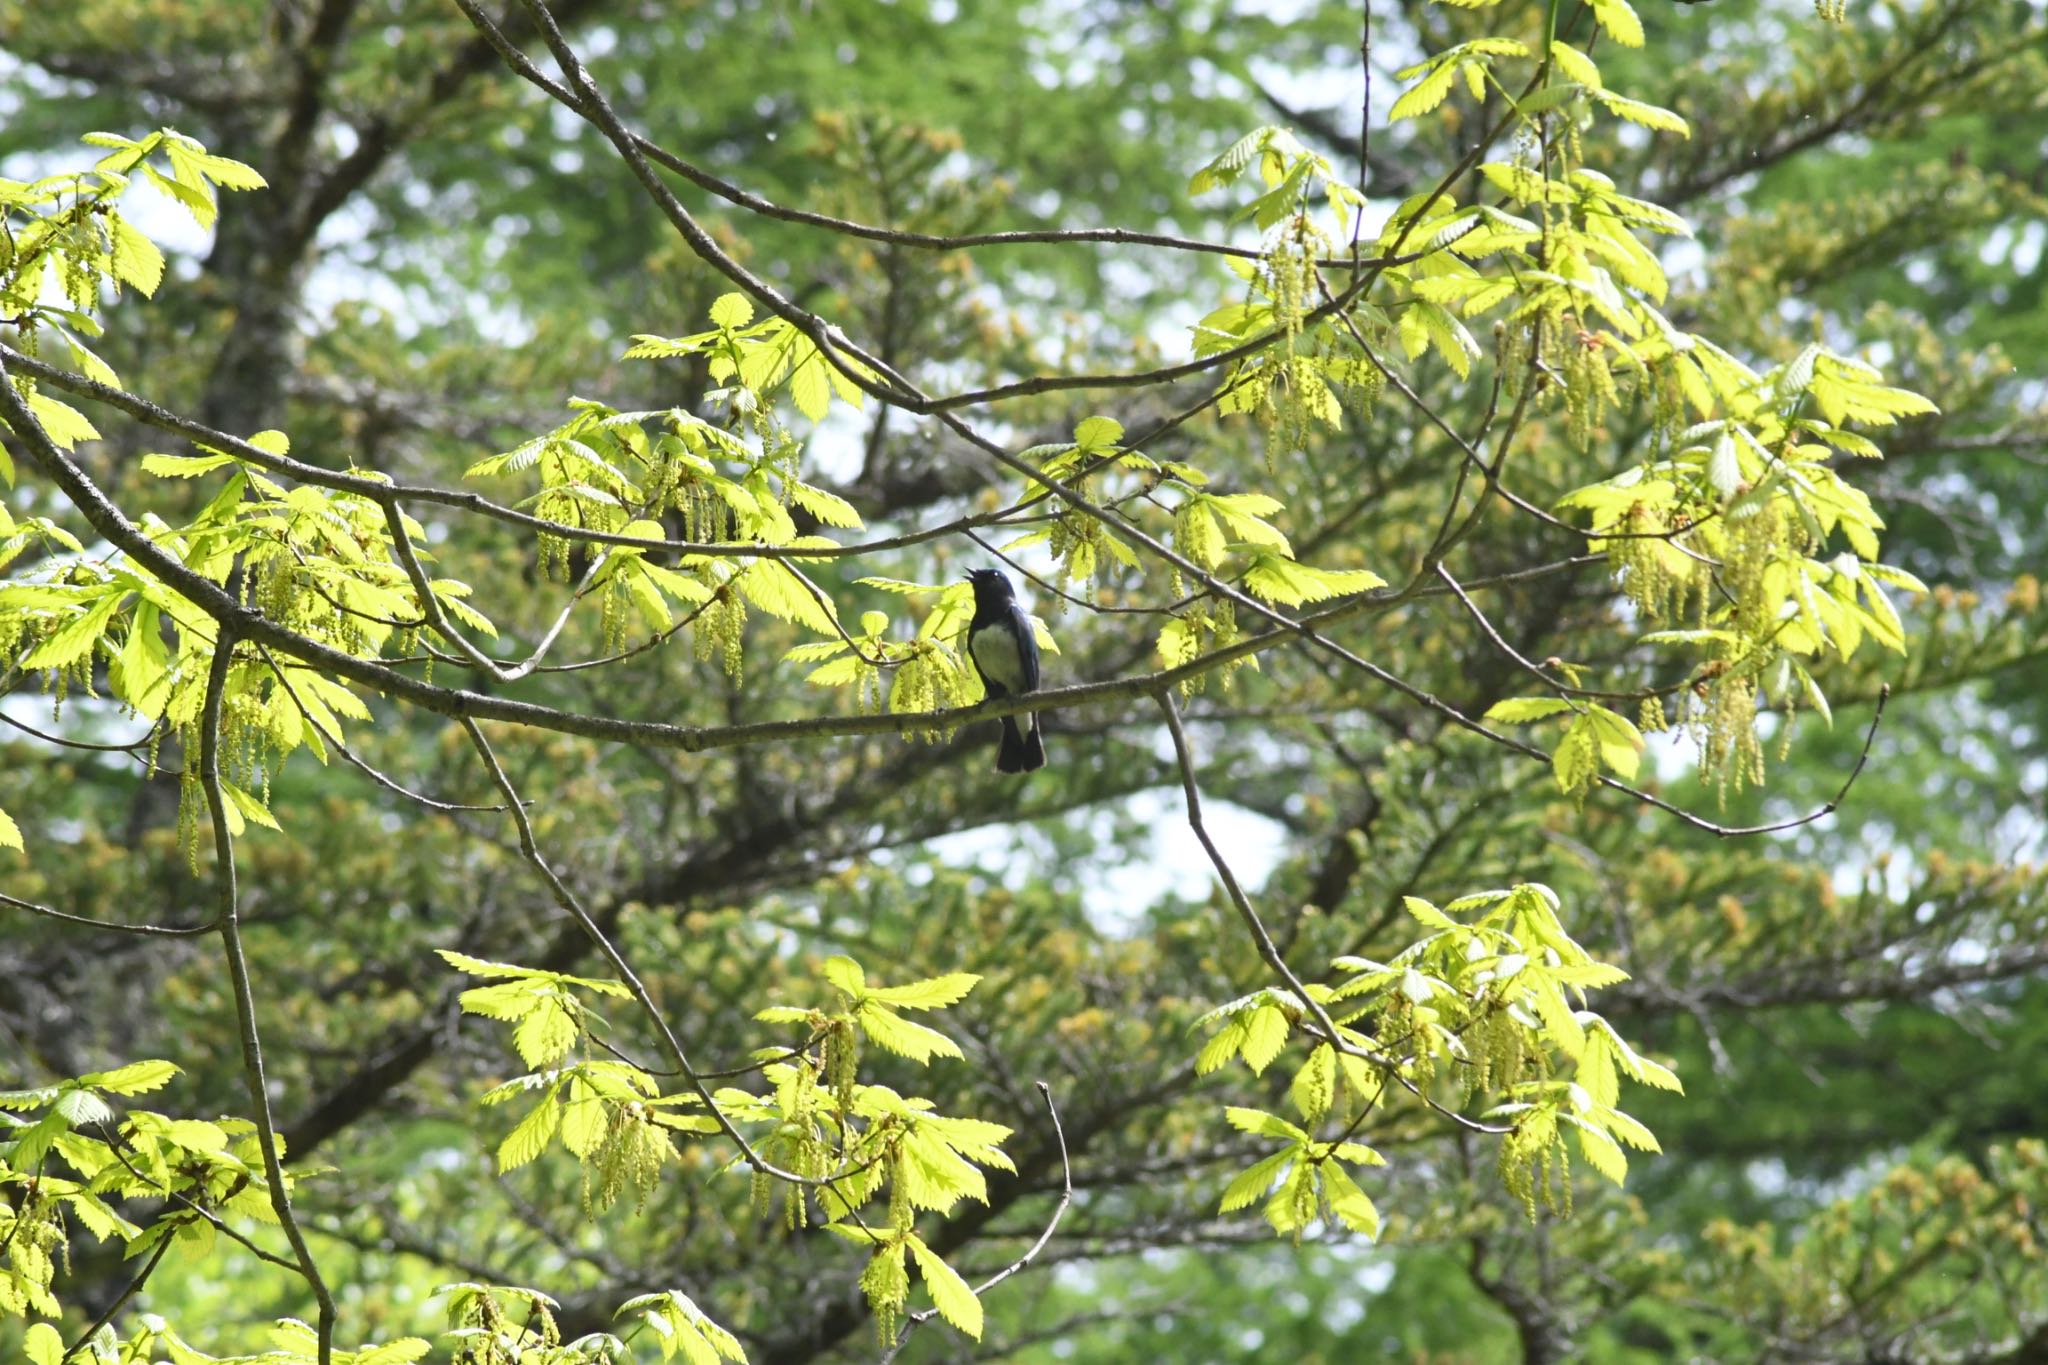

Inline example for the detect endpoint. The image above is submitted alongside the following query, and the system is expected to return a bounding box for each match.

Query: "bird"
[963,567,1046,773]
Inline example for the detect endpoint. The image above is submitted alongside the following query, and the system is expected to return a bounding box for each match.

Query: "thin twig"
[0,707,159,753]
[101,1134,306,1273]
[458,714,861,1189]
[255,641,513,813]
[0,890,216,937]
[197,631,338,1364]
[63,1230,173,1362]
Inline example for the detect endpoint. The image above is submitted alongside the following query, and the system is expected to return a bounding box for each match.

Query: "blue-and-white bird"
[964,567,1046,773]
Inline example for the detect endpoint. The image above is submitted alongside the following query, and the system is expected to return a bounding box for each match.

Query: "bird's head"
[964,567,1016,604]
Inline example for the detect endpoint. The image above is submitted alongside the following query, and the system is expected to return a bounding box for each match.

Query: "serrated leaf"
[1240,1003,1290,1075]
[822,955,866,997]
[1572,1117,1629,1183]
[26,390,101,449]
[1225,1106,1308,1142]
[709,293,754,328]
[1588,0,1644,46]
[513,996,578,1067]
[1219,1149,1294,1213]
[907,1235,983,1339]
[865,973,980,1011]
[80,1060,179,1096]
[1073,415,1124,450]
[24,1322,63,1365]
[1390,62,1459,122]
[1321,1158,1381,1236]
[497,1093,561,1171]
[789,481,863,530]
[1484,697,1575,724]
[857,1004,963,1064]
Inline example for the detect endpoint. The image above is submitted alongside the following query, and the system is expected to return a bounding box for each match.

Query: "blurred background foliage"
[1,0,2045,1360]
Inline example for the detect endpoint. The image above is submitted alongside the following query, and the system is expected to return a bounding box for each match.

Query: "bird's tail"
[996,715,1047,774]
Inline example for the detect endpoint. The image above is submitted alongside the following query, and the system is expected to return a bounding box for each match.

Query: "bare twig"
[63,1230,173,1362]
[197,632,337,1363]
[0,890,215,938]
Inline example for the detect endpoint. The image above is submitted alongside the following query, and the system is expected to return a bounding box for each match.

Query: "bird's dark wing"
[1008,603,1040,692]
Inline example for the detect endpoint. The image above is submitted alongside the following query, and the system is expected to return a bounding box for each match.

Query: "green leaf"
[1240,1002,1291,1075]
[865,972,981,1011]
[1571,1116,1630,1183]
[857,1003,964,1063]
[513,995,579,1067]
[356,1342,434,1365]
[80,1060,179,1095]
[822,955,866,998]
[1290,1044,1336,1121]
[1588,0,1645,47]
[23,591,122,670]
[1320,1158,1381,1237]
[737,561,838,634]
[1549,41,1602,89]
[142,452,237,479]
[1073,415,1124,451]
[24,1322,63,1365]
[25,389,101,449]
[497,1092,561,1171]
[1390,62,1459,122]
[789,481,864,530]
[709,293,755,328]
[1583,705,1645,780]
[0,805,20,853]
[1225,1106,1308,1142]
[559,1088,607,1159]
[907,1235,983,1339]
[1594,89,1690,138]
[1484,697,1575,724]
[1205,493,1291,551]
[1403,896,1458,930]
[1219,1149,1294,1213]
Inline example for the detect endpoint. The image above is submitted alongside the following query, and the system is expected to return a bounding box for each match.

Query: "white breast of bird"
[970,626,1029,694]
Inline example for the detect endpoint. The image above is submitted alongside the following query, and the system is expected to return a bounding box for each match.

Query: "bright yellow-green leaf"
[1589,0,1644,46]
[23,1322,62,1365]
[1240,1002,1291,1075]
[907,1235,983,1339]
[865,972,981,1011]
[25,389,101,449]
[80,1060,179,1095]
[709,293,755,328]
[497,1093,561,1172]
[857,1003,964,1063]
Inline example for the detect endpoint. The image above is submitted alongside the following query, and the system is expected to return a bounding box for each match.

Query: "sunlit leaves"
[1187,126,1364,234]
[1587,0,1645,47]
[617,1289,749,1364]
[819,954,979,1064]
[626,292,872,423]
[439,950,630,1070]
[1390,39,1530,124]
[1219,1107,1384,1239]
[1198,885,1669,1235]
